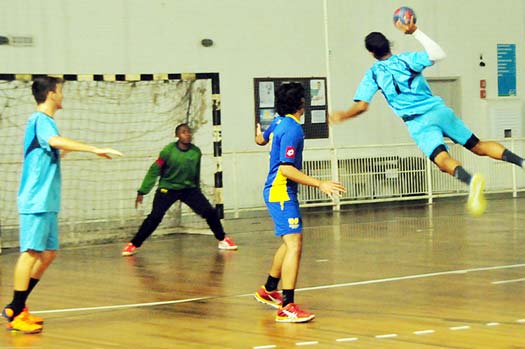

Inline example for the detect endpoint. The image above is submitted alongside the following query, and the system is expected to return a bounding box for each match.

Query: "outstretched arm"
[48,136,123,159]
[395,17,446,61]
[329,100,369,124]
[279,164,345,199]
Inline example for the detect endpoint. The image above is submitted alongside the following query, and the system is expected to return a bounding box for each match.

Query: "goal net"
[0,74,218,249]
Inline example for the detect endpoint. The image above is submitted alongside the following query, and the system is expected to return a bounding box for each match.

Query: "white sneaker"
[467,173,486,217]
[218,236,238,250]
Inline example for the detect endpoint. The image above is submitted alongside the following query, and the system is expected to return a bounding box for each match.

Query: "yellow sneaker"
[467,174,486,217]
[22,307,44,325]
[6,312,43,334]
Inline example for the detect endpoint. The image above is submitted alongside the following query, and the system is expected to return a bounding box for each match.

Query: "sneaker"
[218,236,238,250]
[255,286,283,309]
[22,307,43,325]
[6,312,43,334]
[275,303,315,323]
[122,242,138,256]
[467,173,486,217]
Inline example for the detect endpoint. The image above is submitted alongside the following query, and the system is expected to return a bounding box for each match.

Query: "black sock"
[265,275,280,292]
[10,290,27,317]
[454,166,472,185]
[502,149,524,167]
[26,278,40,299]
[282,289,294,307]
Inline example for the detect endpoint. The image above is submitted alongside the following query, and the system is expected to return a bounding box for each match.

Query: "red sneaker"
[276,303,315,323]
[121,242,138,256]
[255,286,283,309]
[218,236,238,250]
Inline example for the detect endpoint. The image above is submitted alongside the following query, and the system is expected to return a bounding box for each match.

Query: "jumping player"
[3,76,123,334]
[254,82,345,323]
[121,123,237,256]
[330,18,524,217]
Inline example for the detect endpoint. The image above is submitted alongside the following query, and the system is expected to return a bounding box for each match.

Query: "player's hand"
[395,16,417,34]
[329,111,346,125]
[94,148,124,159]
[318,180,346,199]
[135,194,144,208]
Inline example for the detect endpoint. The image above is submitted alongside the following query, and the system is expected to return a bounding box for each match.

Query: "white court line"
[336,337,358,342]
[253,346,276,349]
[450,326,470,331]
[32,263,525,315]
[414,329,435,335]
[492,278,525,285]
[375,334,398,339]
[486,322,500,327]
[296,341,318,346]
[517,319,525,324]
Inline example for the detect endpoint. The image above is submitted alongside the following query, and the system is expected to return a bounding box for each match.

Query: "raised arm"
[329,100,369,124]
[395,17,446,61]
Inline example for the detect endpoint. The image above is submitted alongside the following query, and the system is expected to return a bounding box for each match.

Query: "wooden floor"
[1,196,525,349]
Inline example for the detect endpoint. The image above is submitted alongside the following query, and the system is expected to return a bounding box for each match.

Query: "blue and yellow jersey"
[263,114,304,204]
[18,112,61,214]
[354,52,444,117]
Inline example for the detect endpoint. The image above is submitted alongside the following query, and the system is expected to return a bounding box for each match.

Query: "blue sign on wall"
[497,44,516,96]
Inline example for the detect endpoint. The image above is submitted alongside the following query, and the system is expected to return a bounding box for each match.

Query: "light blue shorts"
[264,198,303,236]
[19,212,59,252]
[405,106,474,158]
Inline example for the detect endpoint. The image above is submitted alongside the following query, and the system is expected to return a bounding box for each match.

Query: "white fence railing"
[223,138,525,217]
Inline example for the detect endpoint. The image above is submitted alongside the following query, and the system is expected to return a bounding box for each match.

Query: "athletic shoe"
[121,242,138,256]
[218,236,238,250]
[22,307,43,325]
[467,173,486,217]
[5,312,43,334]
[275,303,315,323]
[255,286,283,309]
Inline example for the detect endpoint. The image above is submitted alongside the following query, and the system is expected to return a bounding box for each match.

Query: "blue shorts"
[265,198,303,236]
[405,106,474,158]
[19,212,59,252]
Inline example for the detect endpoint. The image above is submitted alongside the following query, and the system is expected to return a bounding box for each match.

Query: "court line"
[492,278,525,285]
[33,263,525,315]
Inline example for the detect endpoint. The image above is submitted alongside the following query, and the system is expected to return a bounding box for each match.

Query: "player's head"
[32,76,64,108]
[175,123,192,145]
[365,32,391,59]
[275,82,305,116]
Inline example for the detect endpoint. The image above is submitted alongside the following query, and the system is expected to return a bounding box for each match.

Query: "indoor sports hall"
[0,1,524,348]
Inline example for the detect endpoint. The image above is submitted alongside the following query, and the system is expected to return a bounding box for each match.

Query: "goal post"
[0,72,223,249]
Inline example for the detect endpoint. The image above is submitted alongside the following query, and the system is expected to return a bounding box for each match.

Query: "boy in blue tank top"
[330,17,524,217]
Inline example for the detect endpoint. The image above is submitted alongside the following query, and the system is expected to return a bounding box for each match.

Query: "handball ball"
[393,6,416,25]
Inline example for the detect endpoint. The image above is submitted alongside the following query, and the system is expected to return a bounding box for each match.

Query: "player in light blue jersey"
[330,18,524,217]
[254,82,345,323]
[2,76,122,334]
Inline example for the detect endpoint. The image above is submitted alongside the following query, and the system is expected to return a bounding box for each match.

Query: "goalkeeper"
[122,123,237,256]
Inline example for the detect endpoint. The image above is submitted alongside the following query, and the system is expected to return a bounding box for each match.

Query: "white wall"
[1,0,524,212]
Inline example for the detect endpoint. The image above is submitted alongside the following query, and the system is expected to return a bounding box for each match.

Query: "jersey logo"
[288,217,300,229]
[285,146,296,158]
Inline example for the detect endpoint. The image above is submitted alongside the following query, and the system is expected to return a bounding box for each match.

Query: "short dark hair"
[175,123,190,136]
[365,32,391,59]
[31,76,63,104]
[275,82,305,116]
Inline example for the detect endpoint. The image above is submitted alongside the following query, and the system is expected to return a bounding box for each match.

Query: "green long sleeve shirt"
[138,142,201,195]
